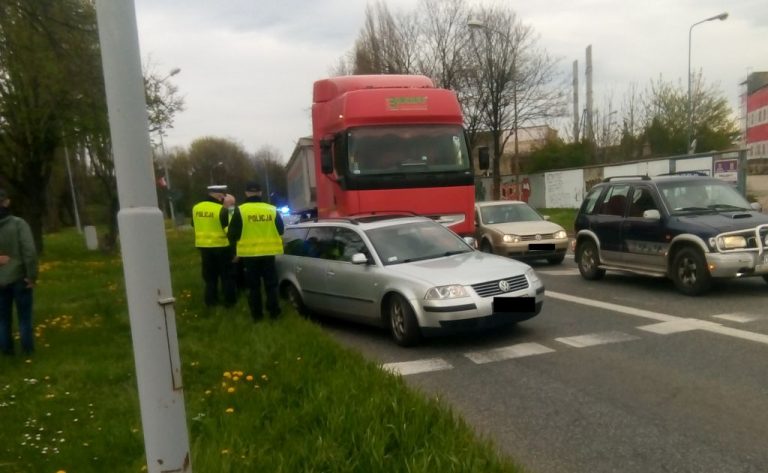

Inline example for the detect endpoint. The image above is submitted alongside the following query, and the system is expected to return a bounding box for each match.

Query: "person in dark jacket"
[227,181,284,321]
[191,185,236,308]
[0,188,38,355]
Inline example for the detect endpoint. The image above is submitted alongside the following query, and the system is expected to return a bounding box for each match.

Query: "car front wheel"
[577,240,605,280]
[671,247,712,296]
[283,282,310,317]
[480,240,494,254]
[387,294,421,347]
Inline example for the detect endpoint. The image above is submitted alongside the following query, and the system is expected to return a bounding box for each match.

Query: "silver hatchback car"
[277,215,544,346]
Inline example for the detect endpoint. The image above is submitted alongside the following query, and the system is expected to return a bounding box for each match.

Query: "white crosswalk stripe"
[465,342,555,364]
[555,331,640,348]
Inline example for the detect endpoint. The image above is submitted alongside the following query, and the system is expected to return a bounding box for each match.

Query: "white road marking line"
[381,358,453,376]
[712,313,763,323]
[549,290,768,347]
[547,291,679,322]
[637,319,711,334]
[465,343,554,364]
[555,331,639,348]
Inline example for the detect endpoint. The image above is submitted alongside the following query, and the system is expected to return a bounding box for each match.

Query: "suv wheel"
[387,294,421,347]
[671,247,712,296]
[577,240,606,280]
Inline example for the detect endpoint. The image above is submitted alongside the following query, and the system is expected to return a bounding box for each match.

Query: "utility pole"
[94,1,192,471]
[572,60,579,142]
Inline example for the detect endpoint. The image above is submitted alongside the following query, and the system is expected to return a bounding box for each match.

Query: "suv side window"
[580,186,604,215]
[283,227,309,256]
[597,184,630,216]
[628,186,659,217]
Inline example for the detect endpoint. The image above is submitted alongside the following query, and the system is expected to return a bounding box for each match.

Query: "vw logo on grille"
[498,280,511,292]
[535,234,542,240]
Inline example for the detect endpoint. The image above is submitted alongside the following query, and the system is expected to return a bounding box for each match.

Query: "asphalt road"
[318,255,768,473]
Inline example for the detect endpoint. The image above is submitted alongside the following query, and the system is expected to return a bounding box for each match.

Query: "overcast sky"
[134,0,768,162]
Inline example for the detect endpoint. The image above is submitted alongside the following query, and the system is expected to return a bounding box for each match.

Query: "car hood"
[483,220,564,235]
[673,211,768,235]
[385,251,532,286]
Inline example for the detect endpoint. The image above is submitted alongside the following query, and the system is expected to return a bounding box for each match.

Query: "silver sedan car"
[277,215,544,346]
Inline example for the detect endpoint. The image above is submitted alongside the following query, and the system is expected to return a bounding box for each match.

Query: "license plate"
[493,296,535,313]
[528,243,555,251]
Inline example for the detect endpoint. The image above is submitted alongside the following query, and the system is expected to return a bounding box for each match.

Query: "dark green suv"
[574,175,768,295]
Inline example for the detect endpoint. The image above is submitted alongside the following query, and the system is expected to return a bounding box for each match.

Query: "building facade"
[744,71,768,160]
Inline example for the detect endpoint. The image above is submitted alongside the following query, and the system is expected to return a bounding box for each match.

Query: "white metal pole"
[94,1,192,472]
[159,133,176,224]
[63,144,82,233]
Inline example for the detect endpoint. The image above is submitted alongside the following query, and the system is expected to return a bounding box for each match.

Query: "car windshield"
[658,181,751,213]
[480,203,542,224]
[347,125,470,175]
[365,221,473,265]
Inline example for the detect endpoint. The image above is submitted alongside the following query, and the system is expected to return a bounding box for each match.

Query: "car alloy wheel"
[577,240,605,280]
[671,247,712,296]
[285,283,309,317]
[387,294,421,347]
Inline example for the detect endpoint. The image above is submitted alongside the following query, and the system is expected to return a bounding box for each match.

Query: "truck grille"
[471,275,529,297]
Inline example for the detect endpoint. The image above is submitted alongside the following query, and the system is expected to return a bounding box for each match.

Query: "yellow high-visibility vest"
[236,202,284,257]
[192,201,228,248]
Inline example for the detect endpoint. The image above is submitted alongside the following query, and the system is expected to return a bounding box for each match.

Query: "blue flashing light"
[279,206,290,214]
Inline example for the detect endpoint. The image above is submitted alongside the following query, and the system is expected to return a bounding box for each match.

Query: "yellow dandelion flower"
[225,407,234,414]
[204,390,212,396]
[221,449,230,455]
[232,376,240,382]
[260,374,268,381]
[245,375,254,382]
[297,356,302,361]
[227,387,235,393]
[221,382,227,388]
[56,470,66,473]
[223,371,232,378]
[234,370,244,377]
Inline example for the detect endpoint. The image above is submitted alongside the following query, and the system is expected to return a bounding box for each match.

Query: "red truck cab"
[312,75,475,235]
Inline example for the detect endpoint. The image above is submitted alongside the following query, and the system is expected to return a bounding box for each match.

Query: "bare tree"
[467,5,564,199]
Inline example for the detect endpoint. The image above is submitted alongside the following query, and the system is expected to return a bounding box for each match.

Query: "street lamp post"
[687,12,728,154]
[467,18,522,200]
[154,68,180,224]
[210,161,224,185]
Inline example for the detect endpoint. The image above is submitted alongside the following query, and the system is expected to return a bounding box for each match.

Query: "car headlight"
[525,267,541,285]
[554,230,567,240]
[425,285,469,300]
[716,235,747,249]
[502,234,521,243]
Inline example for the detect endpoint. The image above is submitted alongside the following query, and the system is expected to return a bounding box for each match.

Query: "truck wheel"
[577,240,605,280]
[387,294,421,347]
[671,247,712,296]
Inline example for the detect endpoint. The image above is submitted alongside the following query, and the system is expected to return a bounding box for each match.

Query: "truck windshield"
[347,125,469,175]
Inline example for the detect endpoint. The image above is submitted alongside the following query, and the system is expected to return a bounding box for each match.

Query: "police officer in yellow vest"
[192,184,237,308]
[227,181,284,321]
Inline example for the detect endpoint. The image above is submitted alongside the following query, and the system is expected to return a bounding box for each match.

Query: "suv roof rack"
[655,171,710,177]
[602,175,650,182]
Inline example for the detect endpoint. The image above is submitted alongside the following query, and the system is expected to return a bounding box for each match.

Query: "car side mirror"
[642,209,661,220]
[750,201,763,212]
[320,139,333,174]
[478,147,490,171]
[462,236,477,248]
[351,253,369,265]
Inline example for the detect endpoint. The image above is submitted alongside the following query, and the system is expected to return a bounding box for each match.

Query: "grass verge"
[0,226,525,472]
[537,208,578,235]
